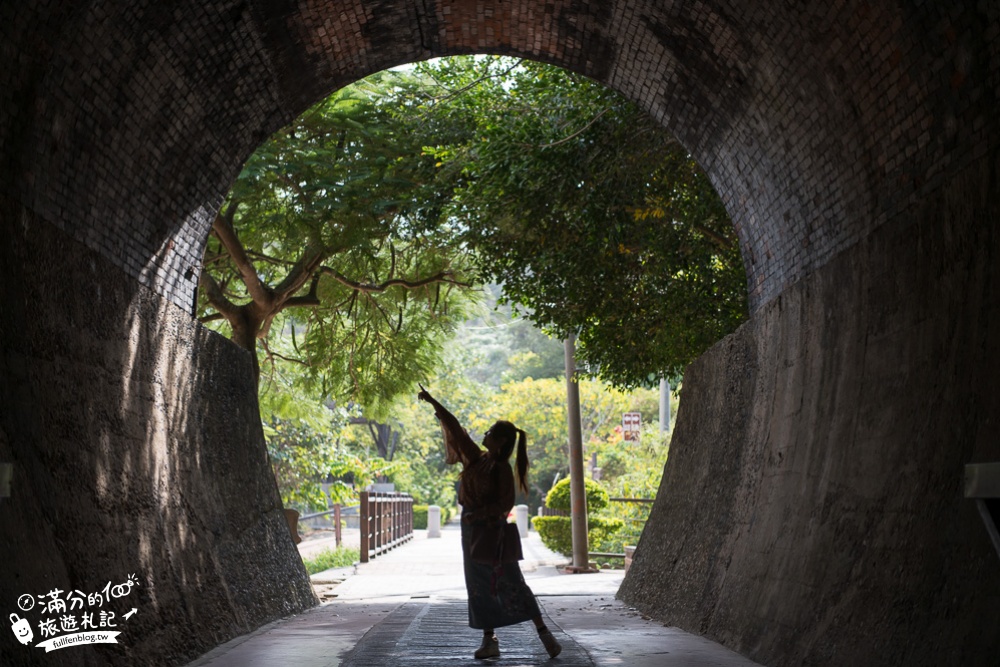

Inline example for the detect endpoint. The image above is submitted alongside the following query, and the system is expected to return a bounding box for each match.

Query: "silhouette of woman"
[418,385,561,660]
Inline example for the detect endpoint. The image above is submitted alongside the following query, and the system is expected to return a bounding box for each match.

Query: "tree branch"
[319,267,470,293]
[272,244,327,303]
[533,107,612,149]
[265,350,310,367]
[246,250,295,267]
[425,58,525,108]
[261,339,309,367]
[284,275,323,309]
[694,223,734,250]
[212,203,273,306]
[198,270,239,320]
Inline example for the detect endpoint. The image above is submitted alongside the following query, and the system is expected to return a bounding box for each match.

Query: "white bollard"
[515,504,529,538]
[427,505,441,538]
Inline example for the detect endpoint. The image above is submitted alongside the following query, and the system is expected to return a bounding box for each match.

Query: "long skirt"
[461,519,541,629]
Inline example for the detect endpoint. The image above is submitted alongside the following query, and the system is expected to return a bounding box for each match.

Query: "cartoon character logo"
[10,613,33,646]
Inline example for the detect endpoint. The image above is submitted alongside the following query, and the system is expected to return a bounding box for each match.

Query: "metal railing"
[359,491,414,562]
[299,503,360,547]
[588,497,654,561]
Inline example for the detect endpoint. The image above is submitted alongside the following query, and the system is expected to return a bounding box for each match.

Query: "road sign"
[622,412,641,442]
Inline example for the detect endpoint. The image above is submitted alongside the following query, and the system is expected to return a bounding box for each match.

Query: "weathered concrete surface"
[619,154,1000,666]
[0,198,317,667]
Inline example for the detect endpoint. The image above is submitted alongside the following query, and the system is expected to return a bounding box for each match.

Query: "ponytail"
[515,428,529,495]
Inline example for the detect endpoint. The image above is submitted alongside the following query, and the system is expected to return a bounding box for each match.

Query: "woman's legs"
[531,616,562,658]
[474,628,499,660]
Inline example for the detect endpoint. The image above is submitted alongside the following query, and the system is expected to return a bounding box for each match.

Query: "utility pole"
[659,378,672,432]
[564,334,592,572]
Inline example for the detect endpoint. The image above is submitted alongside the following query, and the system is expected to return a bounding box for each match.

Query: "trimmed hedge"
[413,504,455,530]
[533,477,620,555]
[531,516,624,556]
[413,505,429,530]
[544,477,609,512]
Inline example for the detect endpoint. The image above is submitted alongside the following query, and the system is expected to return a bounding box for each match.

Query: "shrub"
[531,515,624,556]
[544,477,609,513]
[412,504,455,530]
[413,505,429,530]
[534,478,621,555]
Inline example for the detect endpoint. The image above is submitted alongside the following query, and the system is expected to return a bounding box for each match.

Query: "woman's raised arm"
[418,385,481,464]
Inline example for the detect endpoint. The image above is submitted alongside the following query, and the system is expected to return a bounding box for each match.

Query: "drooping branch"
[363,291,398,331]
[533,107,612,149]
[262,346,309,368]
[424,58,525,109]
[319,267,471,293]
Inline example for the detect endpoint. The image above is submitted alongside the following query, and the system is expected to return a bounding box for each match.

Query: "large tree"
[202,56,746,423]
[198,78,476,411]
[406,57,748,386]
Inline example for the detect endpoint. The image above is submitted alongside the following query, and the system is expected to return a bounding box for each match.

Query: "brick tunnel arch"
[2,3,999,667]
[6,1,936,312]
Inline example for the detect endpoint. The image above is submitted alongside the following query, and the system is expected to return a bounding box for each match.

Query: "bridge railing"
[299,503,360,547]
[359,491,414,562]
[589,497,655,564]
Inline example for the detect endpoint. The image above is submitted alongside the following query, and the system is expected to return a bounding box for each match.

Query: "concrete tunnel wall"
[1,1,999,665]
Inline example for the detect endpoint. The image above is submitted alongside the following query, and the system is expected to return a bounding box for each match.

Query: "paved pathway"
[185,523,764,667]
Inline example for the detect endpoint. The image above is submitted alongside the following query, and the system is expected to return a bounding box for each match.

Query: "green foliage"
[532,475,621,556]
[472,377,642,509]
[265,413,398,511]
[367,356,484,506]
[451,285,566,387]
[209,51,739,470]
[201,75,478,416]
[593,423,671,501]
[301,546,360,575]
[413,505,429,530]
[391,371,654,513]
[531,516,624,557]
[409,56,747,386]
[544,477,609,512]
[214,54,720,523]
[592,501,652,556]
[412,504,455,530]
[589,422,670,554]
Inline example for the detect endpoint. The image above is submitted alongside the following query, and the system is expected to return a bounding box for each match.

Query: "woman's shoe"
[474,634,500,659]
[539,629,562,658]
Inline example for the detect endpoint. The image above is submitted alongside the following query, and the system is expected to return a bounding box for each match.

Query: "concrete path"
[185,523,763,667]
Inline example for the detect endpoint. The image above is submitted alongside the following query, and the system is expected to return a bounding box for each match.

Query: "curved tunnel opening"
[198,50,746,587]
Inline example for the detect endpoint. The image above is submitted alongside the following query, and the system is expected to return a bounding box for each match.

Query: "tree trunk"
[229,305,264,381]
